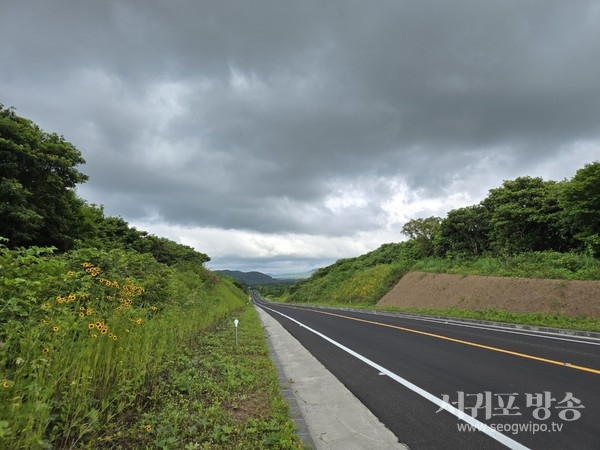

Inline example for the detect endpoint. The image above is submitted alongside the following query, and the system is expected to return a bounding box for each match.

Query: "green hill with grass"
[275,161,600,330]
[0,105,303,449]
[2,105,600,447]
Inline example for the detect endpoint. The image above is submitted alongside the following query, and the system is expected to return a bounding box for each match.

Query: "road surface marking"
[297,306,600,376]
[259,302,530,450]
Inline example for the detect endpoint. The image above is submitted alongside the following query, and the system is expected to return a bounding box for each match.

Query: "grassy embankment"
[0,245,304,449]
[270,245,600,332]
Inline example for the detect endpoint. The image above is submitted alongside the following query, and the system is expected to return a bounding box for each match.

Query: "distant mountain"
[269,268,319,280]
[215,270,294,285]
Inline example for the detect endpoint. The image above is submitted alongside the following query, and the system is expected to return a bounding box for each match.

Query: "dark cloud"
[2,0,599,270]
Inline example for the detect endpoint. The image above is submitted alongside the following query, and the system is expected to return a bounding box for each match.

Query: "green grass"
[0,246,305,449]
[412,252,600,280]
[273,249,600,332]
[97,305,304,449]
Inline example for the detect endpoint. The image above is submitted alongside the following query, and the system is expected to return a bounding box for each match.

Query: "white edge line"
[259,302,530,450]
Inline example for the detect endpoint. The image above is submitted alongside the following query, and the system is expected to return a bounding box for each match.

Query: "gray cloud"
[2,0,599,270]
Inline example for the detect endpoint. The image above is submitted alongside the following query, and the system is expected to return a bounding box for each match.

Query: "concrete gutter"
[256,305,409,450]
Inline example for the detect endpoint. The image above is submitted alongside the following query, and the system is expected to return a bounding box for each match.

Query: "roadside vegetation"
[273,161,600,331]
[2,102,599,446]
[0,244,303,449]
[1,105,304,448]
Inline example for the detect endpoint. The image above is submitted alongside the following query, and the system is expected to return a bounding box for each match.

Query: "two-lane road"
[254,293,600,449]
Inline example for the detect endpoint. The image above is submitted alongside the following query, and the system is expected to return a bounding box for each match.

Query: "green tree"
[132,234,210,266]
[77,203,147,250]
[561,161,600,256]
[481,176,566,254]
[76,203,210,266]
[401,216,442,258]
[438,205,491,256]
[0,105,88,249]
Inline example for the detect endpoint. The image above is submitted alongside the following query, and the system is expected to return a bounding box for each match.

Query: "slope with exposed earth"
[377,272,600,317]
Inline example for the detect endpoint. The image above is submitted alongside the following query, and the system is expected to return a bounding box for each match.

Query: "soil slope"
[377,272,600,317]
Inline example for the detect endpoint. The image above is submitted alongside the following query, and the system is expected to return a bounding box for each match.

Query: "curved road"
[254,293,600,449]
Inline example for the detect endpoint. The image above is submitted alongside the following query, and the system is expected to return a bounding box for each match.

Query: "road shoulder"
[255,305,408,450]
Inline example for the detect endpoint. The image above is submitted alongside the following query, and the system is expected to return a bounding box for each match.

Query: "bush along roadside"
[0,244,304,449]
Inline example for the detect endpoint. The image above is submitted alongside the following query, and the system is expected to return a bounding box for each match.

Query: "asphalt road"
[253,293,600,450]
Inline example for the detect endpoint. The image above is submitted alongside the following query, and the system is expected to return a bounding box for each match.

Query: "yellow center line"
[290,306,600,376]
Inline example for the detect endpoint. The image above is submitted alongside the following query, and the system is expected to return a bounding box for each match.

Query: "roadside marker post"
[234,319,239,346]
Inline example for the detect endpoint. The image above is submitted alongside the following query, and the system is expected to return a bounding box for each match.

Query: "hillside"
[378,272,600,318]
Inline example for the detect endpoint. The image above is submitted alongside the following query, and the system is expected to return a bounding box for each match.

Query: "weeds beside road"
[0,245,303,449]
[97,305,303,449]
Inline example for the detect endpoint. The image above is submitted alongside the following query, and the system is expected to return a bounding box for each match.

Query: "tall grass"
[0,245,247,449]
[412,251,600,280]
[102,305,304,449]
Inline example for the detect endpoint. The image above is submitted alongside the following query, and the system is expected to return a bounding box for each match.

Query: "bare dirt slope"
[377,272,600,317]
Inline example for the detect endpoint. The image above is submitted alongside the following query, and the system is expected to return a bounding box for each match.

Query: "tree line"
[402,162,600,259]
[2,103,599,267]
[0,104,209,266]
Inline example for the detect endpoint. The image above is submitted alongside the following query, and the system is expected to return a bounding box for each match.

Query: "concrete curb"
[261,314,317,449]
[255,305,408,450]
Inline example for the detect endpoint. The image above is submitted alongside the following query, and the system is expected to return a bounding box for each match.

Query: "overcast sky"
[2,1,599,274]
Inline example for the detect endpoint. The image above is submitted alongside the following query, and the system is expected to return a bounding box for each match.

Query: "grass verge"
[0,246,305,449]
[96,305,305,449]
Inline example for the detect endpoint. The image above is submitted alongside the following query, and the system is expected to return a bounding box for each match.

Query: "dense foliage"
[1,104,209,265]
[0,105,88,250]
[1,106,304,448]
[438,168,600,258]
[0,243,303,448]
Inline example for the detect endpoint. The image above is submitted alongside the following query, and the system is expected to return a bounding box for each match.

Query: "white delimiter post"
[234,319,239,346]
